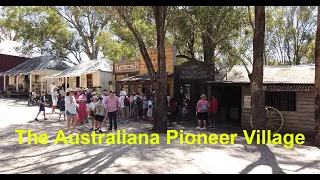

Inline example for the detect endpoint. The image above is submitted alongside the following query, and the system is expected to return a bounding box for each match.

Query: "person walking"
[58,96,66,121]
[105,90,120,131]
[34,91,48,121]
[196,94,210,130]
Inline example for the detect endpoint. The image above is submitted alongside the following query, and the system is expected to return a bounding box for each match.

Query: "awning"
[118,73,174,82]
[0,56,70,76]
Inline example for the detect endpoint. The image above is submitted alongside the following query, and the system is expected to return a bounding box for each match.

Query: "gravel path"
[0,98,319,174]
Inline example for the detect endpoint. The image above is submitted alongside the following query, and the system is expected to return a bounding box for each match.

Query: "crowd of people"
[34,85,156,134]
[33,83,219,133]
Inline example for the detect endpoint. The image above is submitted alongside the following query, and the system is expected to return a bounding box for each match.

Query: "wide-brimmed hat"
[66,88,75,93]
[92,96,97,99]
[200,94,207,99]
[75,88,82,92]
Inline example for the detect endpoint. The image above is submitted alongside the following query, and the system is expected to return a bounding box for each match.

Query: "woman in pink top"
[105,90,120,131]
[196,94,210,130]
[75,88,87,125]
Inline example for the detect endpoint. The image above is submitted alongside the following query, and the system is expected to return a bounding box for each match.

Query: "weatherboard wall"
[241,85,315,137]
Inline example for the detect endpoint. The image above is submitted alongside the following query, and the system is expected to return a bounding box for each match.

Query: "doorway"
[76,76,80,88]
[179,83,191,103]
[211,85,242,126]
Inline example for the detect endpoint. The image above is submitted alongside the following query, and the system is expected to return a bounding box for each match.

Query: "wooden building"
[116,46,176,97]
[0,54,29,90]
[0,56,70,93]
[43,58,114,94]
[206,65,315,137]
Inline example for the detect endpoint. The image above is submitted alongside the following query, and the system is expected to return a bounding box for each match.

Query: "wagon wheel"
[250,106,284,134]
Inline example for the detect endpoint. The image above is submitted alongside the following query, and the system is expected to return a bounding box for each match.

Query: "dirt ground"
[0,98,319,174]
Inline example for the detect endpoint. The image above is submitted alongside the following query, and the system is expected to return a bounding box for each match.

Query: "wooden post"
[3,75,6,90]
[208,83,212,102]
[16,75,19,91]
[29,73,32,93]
[65,77,67,91]
[40,77,43,92]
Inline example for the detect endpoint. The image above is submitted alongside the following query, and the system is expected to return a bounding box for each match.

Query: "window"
[265,91,296,111]
[86,74,93,87]
[35,75,40,82]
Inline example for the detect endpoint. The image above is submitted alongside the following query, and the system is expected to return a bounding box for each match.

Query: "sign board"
[139,46,176,75]
[243,96,251,109]
[262,85,310,92]
[175,60,213,80]
[114,60,139,74]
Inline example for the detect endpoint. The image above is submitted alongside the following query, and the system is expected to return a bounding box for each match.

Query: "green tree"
[265,6,317,65]
[115,6,169,133]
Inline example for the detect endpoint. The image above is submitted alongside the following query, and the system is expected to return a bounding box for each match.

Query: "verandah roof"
[0,56,70,76]
[44,58,113,78]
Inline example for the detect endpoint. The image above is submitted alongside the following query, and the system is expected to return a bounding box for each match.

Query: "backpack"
[124,96,130,106]
[200,101,208,111]
[136,96,143,106]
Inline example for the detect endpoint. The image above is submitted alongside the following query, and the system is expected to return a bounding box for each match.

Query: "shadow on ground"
[0,98,319,174]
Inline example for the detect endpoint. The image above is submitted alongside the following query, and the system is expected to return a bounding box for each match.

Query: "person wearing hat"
[196,94,210,130]
[65,88,79,134]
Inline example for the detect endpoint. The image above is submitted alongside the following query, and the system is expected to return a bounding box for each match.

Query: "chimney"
[120,56,125,62]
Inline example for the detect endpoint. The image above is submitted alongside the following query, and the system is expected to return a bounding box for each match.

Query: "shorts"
[66,110,77,117]
[210,113,218,121]
[39,104,45,112]
[130,102,134,109]
[197,112,208,121]
[90,111,95,117]
[95,115,104,122]
[60,111,65,114]
[120,107,128,116]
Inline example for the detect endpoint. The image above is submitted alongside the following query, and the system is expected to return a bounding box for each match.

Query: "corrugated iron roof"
[224,65,315,84]
[50,58,113,78]
[0,56,70,76]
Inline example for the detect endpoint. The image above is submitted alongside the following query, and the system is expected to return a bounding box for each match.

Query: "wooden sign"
[139,46,176,75]
[262,85,310,92]
[175,60,213,80]
[114,60,139,74]
[243,96,251,108]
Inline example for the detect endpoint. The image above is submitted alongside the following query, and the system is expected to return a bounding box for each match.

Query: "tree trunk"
[250,6,267,130]
[202,31,216,80]
[153,6,168,133]
[314,6,320,147]
[115,6,168,133]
